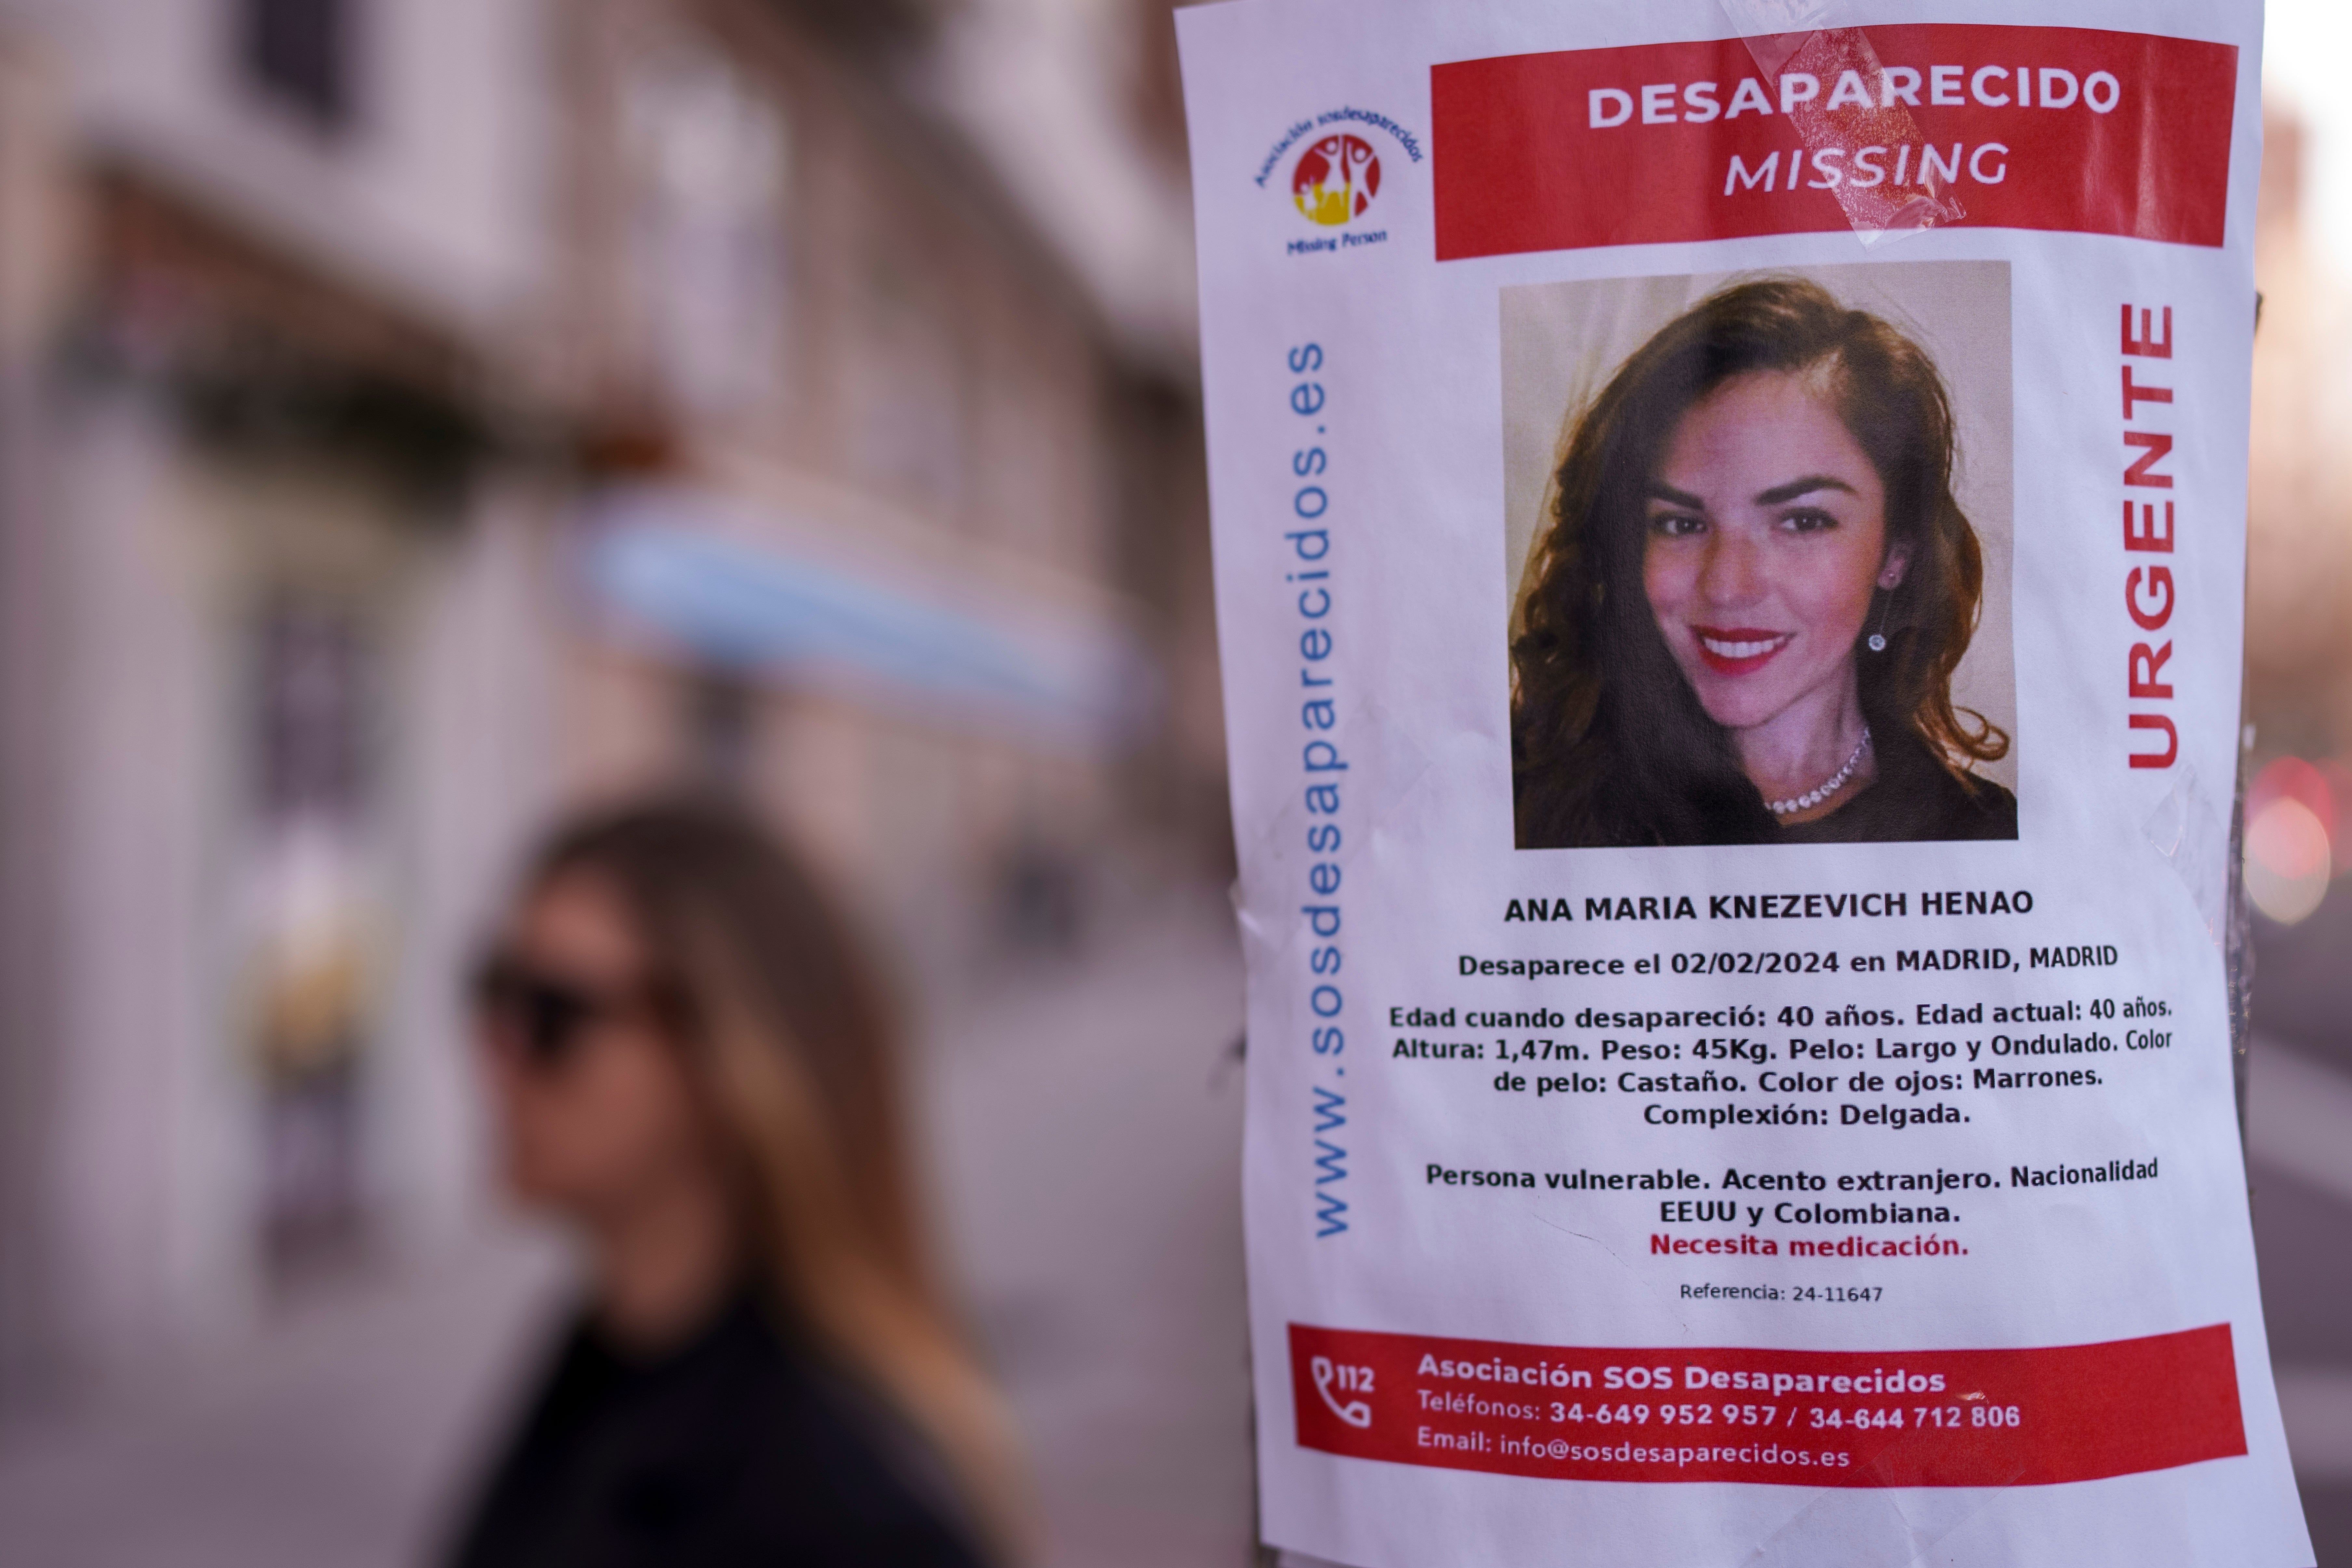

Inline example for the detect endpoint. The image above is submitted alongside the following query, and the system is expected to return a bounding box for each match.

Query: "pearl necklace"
[1766,726,1871,817]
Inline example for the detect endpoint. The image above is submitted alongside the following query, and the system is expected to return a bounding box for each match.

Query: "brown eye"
[1650,512,1707,538]
[1780,509,1838,534]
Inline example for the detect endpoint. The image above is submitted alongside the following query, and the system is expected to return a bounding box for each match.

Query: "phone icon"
[1311,1355,1373,1428]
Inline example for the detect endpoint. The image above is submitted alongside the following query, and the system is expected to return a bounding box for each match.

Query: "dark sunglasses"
[468,954,673,1071]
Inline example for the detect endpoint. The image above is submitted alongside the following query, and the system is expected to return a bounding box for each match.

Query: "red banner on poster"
[1431,26,2237,259]
[1290,1322,2246,1487]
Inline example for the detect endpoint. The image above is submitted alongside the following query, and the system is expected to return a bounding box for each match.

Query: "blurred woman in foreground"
[450,800,1021,1567]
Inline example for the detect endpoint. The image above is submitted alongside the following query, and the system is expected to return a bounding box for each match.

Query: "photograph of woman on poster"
[1511,277,2016,848]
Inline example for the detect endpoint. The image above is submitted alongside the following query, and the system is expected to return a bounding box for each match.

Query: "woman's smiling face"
[1641,369,1903,734]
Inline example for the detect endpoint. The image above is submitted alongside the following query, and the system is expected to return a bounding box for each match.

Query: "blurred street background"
[0,0,2343,1564]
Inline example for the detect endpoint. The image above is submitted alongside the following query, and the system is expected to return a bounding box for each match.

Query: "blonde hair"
[530,799,1028,1558]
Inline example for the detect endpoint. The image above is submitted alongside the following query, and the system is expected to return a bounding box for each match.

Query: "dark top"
[1514,718,2015,848]
[1777,725,2016,844]
[446,1292,985,1568]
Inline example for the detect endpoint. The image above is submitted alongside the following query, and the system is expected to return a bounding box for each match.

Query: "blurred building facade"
[0,0,1217,1404]
[2251,107,2352,763]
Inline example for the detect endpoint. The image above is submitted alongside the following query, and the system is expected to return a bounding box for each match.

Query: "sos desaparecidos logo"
[1257,108,1423,248]
[1294,132,1381,225]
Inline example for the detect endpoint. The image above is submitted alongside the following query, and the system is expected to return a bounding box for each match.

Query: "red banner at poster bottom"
[1290,1322,2245,1487]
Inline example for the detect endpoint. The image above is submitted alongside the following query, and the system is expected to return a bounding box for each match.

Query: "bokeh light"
[2247,793,2333,924]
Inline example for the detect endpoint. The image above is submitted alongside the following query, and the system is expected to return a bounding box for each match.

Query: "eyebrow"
[1754,474,1858,506]
[1644,481,1707,509]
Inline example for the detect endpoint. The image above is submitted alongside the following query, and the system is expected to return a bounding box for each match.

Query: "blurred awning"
[582,484,1156,747]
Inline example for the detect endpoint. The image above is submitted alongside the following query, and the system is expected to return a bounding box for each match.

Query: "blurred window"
[623,47,791,420]
[240,0,359,132]
[852,260,968,515]
[258,601,370,819]
[686,667,761,789]
[247,601,381,1271]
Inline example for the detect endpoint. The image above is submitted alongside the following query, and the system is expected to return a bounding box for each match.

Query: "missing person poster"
[1176,1,2313,1563]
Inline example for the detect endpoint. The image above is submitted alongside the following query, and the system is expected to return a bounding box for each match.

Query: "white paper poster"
[1176,1,2312,1562]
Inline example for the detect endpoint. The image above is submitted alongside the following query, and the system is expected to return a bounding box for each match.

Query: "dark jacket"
[447,1293,985,1568]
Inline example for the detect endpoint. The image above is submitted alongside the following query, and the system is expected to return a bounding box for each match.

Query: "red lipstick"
[1690,626,1792,676]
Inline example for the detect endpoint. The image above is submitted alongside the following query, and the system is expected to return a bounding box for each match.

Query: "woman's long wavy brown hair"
[526,799,1027,1559]
[1511,277,2007,847]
